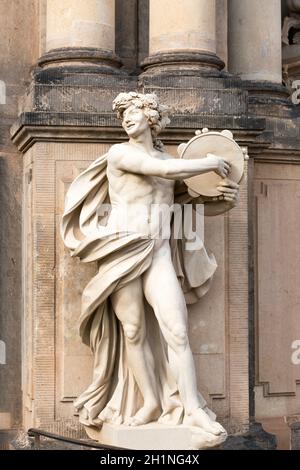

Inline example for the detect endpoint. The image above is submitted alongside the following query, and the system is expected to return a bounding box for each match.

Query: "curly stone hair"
[112,91,170,151]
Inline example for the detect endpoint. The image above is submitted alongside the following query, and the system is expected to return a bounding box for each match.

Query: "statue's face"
[122,105,150,138]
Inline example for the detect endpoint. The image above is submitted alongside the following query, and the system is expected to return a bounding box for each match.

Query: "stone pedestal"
[85,422,227,450]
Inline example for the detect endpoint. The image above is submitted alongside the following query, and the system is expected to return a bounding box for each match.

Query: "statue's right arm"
[108,145,229,180]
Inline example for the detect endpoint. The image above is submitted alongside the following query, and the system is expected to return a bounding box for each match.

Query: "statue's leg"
[142,247,225,436]
[111,277,160,425]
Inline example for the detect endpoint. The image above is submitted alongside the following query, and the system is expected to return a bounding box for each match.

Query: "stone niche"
[20,138,249,437]
[253,161,300,419]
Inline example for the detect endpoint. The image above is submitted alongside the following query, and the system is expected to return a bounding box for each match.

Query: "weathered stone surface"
[45,0,115,52]
[85,422,226,450]
[290,421,300,450]
[149,0,217,55]
[220,422,277,450]
[0,0,40,430]
[228,0,282,83]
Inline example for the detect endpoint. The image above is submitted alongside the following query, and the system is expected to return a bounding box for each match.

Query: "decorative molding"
[141,51,225,75]
[242,81,290,101]
[253,164,300,401]
[11,112,266,153]
[56,161,96,405]
[38,47,123,74]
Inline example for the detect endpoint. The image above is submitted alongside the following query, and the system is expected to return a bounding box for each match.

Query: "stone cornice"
[11,111,265,153]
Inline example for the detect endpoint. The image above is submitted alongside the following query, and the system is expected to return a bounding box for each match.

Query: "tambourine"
[178,129,247,198]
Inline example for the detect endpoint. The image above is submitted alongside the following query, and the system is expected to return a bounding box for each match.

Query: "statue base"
[84,422,227,450]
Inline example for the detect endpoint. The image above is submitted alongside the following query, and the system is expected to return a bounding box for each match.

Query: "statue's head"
[112,92,170,150]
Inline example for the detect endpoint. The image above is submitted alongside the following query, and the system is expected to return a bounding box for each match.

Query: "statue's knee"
[123,323,141,343]
[170,322,188,350]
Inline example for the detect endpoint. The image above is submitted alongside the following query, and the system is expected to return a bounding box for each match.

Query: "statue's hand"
[215,180,239,204]
[206,153,230,178]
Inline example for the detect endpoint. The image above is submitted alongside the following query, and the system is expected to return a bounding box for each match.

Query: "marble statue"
[61,92,242,449]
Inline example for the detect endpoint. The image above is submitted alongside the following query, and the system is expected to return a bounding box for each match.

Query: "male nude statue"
[61,92,239,440]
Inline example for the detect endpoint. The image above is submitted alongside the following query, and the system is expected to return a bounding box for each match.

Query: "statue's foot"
[99,406,122,425]
[126,404,160,426]
[184,408,226,436]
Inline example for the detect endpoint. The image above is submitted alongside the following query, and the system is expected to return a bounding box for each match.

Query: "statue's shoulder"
[107,142,127,161]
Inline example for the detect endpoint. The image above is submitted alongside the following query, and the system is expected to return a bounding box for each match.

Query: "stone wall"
[0,0,39,431]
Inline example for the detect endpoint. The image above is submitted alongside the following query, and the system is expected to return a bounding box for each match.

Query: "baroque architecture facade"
[0,0,300,448]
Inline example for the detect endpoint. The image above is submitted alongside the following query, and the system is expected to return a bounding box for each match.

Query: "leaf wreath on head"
[113,91,171,151]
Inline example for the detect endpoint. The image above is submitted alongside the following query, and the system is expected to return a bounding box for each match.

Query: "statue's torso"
[106,145,175,248]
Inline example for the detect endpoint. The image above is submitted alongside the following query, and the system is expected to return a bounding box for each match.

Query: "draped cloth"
[61,154,218,427]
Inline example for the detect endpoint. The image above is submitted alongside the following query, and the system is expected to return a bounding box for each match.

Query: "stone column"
[228,0,282,83]
[142,0,224,74]
[39,0,121,71]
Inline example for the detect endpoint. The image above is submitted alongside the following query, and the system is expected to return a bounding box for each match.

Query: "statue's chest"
[148,175,174,198]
